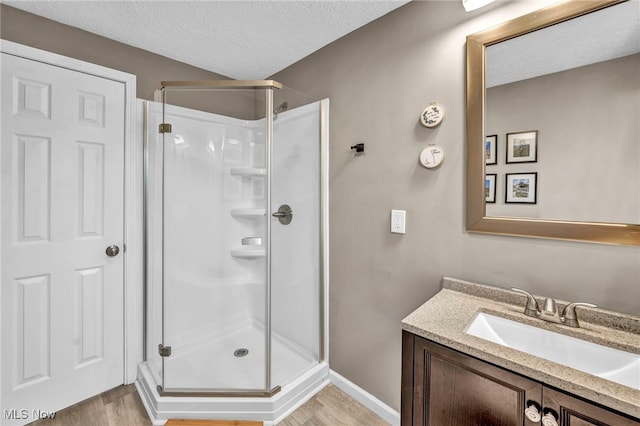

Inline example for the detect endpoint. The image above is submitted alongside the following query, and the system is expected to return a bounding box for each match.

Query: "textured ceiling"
[487,0,640,87]
[5,0,410,79]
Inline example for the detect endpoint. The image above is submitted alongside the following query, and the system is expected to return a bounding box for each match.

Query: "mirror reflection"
[484,1,640,224]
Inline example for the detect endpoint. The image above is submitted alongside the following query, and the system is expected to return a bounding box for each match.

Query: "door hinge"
[158,344,172,357]
[159,123,172,134]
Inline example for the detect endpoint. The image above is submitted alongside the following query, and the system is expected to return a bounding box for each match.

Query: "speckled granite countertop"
[401,277,640,419]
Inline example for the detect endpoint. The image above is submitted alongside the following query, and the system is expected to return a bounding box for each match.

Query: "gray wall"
[272,0,640,411]
[486,54,640,223]
[3,0,639,414]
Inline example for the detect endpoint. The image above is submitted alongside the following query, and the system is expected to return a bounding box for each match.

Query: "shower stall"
[136,80,329,424]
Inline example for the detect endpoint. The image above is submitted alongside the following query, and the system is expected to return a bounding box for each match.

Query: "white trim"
[125,89,143,384]
[270,379,330,425]
[0,40,142,385]
[329,369,400,426]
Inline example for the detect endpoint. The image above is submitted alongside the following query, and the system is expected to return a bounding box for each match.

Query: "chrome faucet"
[511,288,597,328]
[541,296,562,323]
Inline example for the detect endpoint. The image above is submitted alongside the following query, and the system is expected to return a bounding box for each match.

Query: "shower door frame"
[152,80,327,398]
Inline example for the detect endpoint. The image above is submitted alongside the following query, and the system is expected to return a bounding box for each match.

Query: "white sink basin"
[465,312,640,390]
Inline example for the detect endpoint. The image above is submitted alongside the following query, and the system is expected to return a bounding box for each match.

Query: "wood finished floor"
[29,384,150,426]
[28,383,389,426]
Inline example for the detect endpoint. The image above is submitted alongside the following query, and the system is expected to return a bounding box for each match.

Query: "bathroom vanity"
[401,278,640,426]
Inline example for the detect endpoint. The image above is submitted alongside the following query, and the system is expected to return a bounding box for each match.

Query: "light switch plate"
[391,210,406,234]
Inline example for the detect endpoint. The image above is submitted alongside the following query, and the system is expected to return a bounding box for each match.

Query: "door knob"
[105,245,120,257]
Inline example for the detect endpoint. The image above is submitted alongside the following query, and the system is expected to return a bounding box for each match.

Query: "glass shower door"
[270,97,326,387]
[159,87,271,393]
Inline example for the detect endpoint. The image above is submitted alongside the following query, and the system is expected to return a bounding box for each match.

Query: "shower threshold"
[136,361,329,425]
[157,385,282,398]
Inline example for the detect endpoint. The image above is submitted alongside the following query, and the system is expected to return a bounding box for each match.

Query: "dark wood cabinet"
[402,331,640,426]
[543,387,639,426]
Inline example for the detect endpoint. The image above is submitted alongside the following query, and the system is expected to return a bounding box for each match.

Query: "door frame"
[0,40,142,388]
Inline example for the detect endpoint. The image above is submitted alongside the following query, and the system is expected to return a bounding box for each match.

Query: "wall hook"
[350,143,365,153]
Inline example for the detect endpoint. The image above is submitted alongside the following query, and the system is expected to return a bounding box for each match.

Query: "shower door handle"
[272,204,293,225]
[271,211,290,217]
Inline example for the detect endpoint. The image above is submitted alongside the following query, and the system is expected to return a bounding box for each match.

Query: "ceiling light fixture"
[463,0,496,12]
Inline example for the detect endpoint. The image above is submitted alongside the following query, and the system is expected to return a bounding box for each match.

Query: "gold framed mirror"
[466,0,640,246]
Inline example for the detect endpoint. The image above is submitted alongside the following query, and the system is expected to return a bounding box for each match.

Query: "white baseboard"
[329,370,400,426]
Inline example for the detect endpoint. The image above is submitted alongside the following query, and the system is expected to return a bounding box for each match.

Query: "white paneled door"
[1,53,125,425]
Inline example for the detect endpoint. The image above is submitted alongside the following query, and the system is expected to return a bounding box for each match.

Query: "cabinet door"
[404,333,542,426]
[543,387,640,426]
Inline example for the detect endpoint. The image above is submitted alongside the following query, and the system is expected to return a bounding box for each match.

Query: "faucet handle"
[562,302,597,328]
[511,288,541,317]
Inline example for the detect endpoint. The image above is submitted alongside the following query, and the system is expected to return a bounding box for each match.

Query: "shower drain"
[234,348,249,357]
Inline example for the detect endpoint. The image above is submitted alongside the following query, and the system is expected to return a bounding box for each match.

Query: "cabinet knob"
[542,408,559,426]
[524,400,542,422]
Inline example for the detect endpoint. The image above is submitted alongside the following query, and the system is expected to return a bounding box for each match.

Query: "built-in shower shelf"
[230,208,266,218]
[230,246,266,259]
[230,167,266,177]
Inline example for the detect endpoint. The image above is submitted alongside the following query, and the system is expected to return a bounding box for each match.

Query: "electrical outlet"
[391,210,406,234]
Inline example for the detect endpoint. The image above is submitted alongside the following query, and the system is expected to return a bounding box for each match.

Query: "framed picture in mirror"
[505,172,537,204]
[506,130,537,163]
[466,0,639,246]
[485,135,497,165]
[485,174,497,203]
